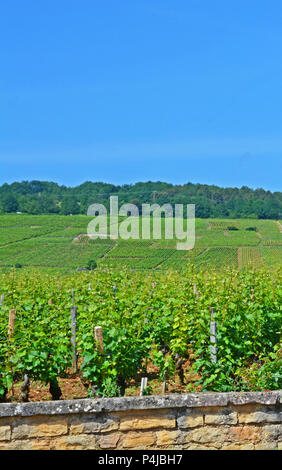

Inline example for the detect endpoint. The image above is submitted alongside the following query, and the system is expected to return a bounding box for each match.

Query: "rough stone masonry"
[0,391,281,450]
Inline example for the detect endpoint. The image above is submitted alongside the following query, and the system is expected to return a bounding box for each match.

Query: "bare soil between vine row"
[7,361,201,402]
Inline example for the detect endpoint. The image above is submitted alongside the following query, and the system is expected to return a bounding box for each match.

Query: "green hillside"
[0,214,281,272]
[1,180,281,219]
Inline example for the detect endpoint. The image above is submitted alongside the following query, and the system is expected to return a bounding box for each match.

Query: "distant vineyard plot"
[0,215,281,272]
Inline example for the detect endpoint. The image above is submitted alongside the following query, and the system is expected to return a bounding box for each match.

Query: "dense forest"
[0,180,281,219]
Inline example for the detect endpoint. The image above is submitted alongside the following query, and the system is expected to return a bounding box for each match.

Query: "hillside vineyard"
[0,215,280,271]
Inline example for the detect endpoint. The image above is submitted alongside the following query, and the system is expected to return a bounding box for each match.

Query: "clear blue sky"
[0,0,281,191]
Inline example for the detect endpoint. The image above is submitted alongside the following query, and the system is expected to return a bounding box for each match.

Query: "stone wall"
[0,391,281,450]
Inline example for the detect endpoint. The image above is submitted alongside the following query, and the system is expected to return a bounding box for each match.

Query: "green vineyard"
[0,267,281,401]
[0,215,281,402]
[0,214,281,272]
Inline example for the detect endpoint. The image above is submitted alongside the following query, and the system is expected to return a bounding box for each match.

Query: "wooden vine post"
[71,306,78,373]
[0,294,4,305]
[8,309,16,338]
[210,307,217,364]
[89,326,104,398]
[94,326,104,354]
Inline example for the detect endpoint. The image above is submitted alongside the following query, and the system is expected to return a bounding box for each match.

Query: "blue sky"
[0,0,281,191]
